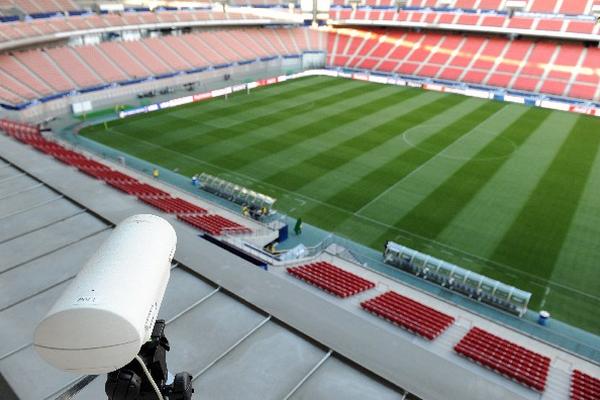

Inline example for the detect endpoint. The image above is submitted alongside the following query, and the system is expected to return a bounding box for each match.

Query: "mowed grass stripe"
[142,79,362,147]
[102,76,337,133]
[103,78,354,145]
[79,77,600,333]
[264,94,468,191]
[386,107,550,241]
[434,112,576,261]
[167,76,341,120]
[210,87,421,171]
[490,115,600,280]
[551,132,600,294]
[200,84,406,165]
[151,81,382,155]
[149,78,356,143]
[324,100,506,217]
[237,91,445,181]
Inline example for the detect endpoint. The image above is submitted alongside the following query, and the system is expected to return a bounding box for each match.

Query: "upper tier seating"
[287,261,376,298]
[329,9,600,38]
[0,0,79,15]
[0,10,265,45]
[0,118,253,238]
[571,369,600,400]
[361,291,454,340]
[0,27,325,105]
[228,0,290,5]
[327,29,600,101]
[455,327,551,392]
[331,0,597,14]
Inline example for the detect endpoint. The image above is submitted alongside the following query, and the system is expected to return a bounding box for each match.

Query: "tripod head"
[105,320,193,400]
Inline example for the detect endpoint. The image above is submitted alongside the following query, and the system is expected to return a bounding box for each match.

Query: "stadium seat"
[0,27,325,106]
[76,45,130,83]
[0,0,79,15]
[361,291,454,340]
[0,10,264,45]
[46,47,103,89]
[99,42,151,79]
[81,169,138,184]
[119,41,172,76]
[139,196,208,215]
[287,262,375,298]
[559,0,590,15]
[570,369,600,400]
[1,119,255,240]
[0,54,54,97]
[327,29,599,101]
[14,50,73,92]
[454,327,551,392]
[177,214,252,236]
[106,181,171,198]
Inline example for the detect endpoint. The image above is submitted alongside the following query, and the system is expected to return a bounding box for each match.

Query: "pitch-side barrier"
[117,69,600,119]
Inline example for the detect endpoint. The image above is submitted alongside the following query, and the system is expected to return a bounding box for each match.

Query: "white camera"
[33,214,176,375]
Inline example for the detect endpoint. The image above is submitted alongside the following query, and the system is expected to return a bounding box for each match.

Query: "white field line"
[99,126,600,302]
[354,105,514,215]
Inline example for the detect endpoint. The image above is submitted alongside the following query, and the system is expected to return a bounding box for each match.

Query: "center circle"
[401,124,517,162]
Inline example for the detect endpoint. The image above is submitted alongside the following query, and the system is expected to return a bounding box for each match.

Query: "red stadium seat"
[178,214,251,236]
[361,291,454,340]
[287,262,375,298]
[0,27,324,106]
[139,196,208,215]
[106,181,170,198]
[570,369,600,400]
[81,169,138,184]
[327,29,598,101]
[455,327,551,392]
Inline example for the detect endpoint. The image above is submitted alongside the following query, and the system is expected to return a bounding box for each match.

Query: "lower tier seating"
[177,214,252,236]
[454,327,550,392]
[287,261,375,298]
[64,158,112,173]
[0,27,325,106]
[105,181,170,198]
[139,196,208,215]
[1,118,252,238]
[0,119,38,135]
[361,291,454,340]
[80,169,138,184]
[571,369,600,400]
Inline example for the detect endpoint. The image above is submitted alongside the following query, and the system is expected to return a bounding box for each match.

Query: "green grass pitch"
[81,76,600,334]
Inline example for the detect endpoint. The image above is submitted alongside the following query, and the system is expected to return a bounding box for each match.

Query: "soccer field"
[81,76,600,334]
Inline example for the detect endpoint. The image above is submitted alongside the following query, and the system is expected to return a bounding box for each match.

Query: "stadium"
[0,0,599,399]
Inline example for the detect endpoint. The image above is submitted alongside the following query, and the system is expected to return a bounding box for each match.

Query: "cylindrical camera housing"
[34,214,176,374]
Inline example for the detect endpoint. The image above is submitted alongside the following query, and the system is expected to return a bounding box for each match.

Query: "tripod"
[105,320,193,400]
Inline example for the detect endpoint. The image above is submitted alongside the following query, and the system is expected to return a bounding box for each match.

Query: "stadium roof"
[0,144,405,400]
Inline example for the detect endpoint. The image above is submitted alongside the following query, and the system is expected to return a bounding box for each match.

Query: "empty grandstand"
[0,0,599,399]
[326,28,600,101]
